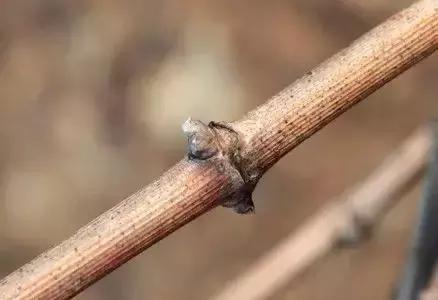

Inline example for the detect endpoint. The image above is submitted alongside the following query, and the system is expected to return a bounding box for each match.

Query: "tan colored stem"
[213,127,431,300]
[234,0,437,176]
[0,0,437,299]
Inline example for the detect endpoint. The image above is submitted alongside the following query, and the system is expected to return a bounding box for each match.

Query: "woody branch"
[0,0,436,299]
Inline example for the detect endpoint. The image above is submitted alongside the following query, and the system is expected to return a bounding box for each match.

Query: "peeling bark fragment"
[222,186,255,214]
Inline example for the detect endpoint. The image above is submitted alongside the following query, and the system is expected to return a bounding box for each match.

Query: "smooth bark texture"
[0,0,436,299]
[213,127,431,300]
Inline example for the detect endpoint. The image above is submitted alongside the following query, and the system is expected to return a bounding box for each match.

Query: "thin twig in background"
[395,126,438,300]
[213,127,431,300]
[0,0,437,299]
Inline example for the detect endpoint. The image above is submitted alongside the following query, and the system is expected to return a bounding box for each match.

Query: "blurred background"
[0,0,436,299]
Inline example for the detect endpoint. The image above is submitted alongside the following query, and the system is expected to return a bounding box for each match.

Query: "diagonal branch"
[0,0,437,299]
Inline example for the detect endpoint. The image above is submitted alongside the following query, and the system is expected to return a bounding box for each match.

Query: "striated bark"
[0,0,436,299]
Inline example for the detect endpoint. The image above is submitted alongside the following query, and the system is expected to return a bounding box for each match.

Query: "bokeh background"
[0,1,436,299]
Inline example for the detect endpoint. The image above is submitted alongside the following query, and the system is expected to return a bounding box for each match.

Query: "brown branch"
[212,127,431,300]
[0,0,437,299]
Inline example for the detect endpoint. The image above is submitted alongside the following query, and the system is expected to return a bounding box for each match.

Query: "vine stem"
[0,0,437,299]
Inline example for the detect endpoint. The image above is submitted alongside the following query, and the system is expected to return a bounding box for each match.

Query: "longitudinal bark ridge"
[0,1,436,299]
